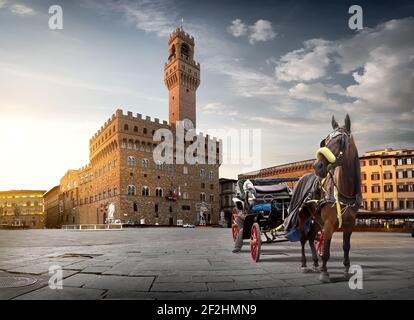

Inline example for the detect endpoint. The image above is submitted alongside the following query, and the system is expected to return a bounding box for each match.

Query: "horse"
[299,114,362,283]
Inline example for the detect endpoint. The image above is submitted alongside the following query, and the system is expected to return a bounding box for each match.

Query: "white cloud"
[289,82,347,104]
[275,39,333,82]
[0,0,7,9]
[227,19,276,45]
[87,0,176,37]
[248,19,276,44]
[227,19,247,37]
[271,17,414,147]
[203,102,238,116]
[10,4,35,16]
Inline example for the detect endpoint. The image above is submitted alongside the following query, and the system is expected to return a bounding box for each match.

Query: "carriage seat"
[253,184,287,194]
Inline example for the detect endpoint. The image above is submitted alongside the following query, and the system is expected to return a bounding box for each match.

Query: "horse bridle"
[316,129,351,170]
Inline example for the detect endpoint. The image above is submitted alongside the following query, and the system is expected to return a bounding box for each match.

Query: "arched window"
[156,161,163,170]
[200,192,206,202]
[142,159,149,168]
[209,171,214,179]
[127,185,136,196]
[133,126,138,132]
[124,124,129,131]
[181,43,190,58]
[155,187,163,197]
[142,186,150,196]
[133,202,138,212]
[200,169,205,177]
[128,139,133,149]
[168,44,176,60]
[127,156,136,166]
[183,192,189,199]
[122,138,127,148]
[210,194,214,202]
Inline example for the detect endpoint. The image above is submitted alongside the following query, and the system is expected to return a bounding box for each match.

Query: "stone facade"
[219,178,237,227]
[57,27,221,227]
[43,186,60,228]
[0,190,45,228]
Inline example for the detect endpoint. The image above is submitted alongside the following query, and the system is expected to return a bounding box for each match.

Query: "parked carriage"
[231,178,324,262]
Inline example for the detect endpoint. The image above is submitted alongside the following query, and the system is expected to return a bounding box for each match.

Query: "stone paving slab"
[0,229,413,300]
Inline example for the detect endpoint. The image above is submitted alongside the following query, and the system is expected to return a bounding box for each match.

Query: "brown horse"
[300,114,362,283]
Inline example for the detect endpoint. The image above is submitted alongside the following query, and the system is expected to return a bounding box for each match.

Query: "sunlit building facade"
[0,190,46,228]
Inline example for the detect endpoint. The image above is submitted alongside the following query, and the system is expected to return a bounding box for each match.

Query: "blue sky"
[0,0,413,190]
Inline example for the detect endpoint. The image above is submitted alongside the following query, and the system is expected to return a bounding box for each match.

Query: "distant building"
[219,178,237,227]
[43,186,60,228]
[0,190,46,228]
[360,148,414,211]
[239,159,313,189]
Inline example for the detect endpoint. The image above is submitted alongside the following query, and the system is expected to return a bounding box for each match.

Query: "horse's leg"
[319,214,335,283]
[308,225,319,272]
[300,233,307,271]
[343,213,355,278]
[343,229,352,277]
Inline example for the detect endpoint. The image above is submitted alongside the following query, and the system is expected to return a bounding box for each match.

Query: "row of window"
[127,156,215,178]
[361,170,414,181]
[126,185,214,201]
[79,187,118,205]
[363,200,414,210]
[92,125,116,152]
[123,124,150,135]
[361,183,414,193]
[397,184,414,192]
[0,210,42,216]
[79,160,118,185]
[397,170,414,179]
[0,195,42,199]
[361,157,414,167]
[0,201,42,207]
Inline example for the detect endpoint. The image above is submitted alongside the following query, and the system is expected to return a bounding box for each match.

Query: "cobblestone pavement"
[0,228,413,300]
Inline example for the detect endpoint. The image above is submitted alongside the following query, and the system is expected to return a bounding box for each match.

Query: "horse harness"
[307,129,361,228]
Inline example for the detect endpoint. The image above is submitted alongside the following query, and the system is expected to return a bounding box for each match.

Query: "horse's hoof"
[344,271,352,280]
[301,267,310,273]
[319,272,330,283]
[312,266,321,273]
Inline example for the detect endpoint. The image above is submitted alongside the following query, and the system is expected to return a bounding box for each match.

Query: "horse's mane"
[341,135,362,197]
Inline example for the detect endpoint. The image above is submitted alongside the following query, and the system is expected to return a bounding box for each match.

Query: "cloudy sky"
[0,0,413,190]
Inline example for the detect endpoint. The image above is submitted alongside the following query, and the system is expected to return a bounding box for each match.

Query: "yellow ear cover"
[316,147,336,164]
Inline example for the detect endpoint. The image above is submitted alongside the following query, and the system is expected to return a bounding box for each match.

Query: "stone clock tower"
[164,27,200,127]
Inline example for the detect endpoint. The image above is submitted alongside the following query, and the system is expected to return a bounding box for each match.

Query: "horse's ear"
[345,114,351,133]
[331,116,339,130]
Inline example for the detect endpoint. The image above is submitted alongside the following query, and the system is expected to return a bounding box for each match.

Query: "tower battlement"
[168,27,195,46]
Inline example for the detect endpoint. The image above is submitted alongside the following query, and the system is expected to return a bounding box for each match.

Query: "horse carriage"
[231,177,324,262]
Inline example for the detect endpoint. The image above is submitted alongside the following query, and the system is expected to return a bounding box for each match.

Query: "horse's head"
[314,114,352,178]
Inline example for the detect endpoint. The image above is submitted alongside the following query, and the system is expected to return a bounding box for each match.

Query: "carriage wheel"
[231,208,239,242]
[314,230,325,257]
[250,223,261,262]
